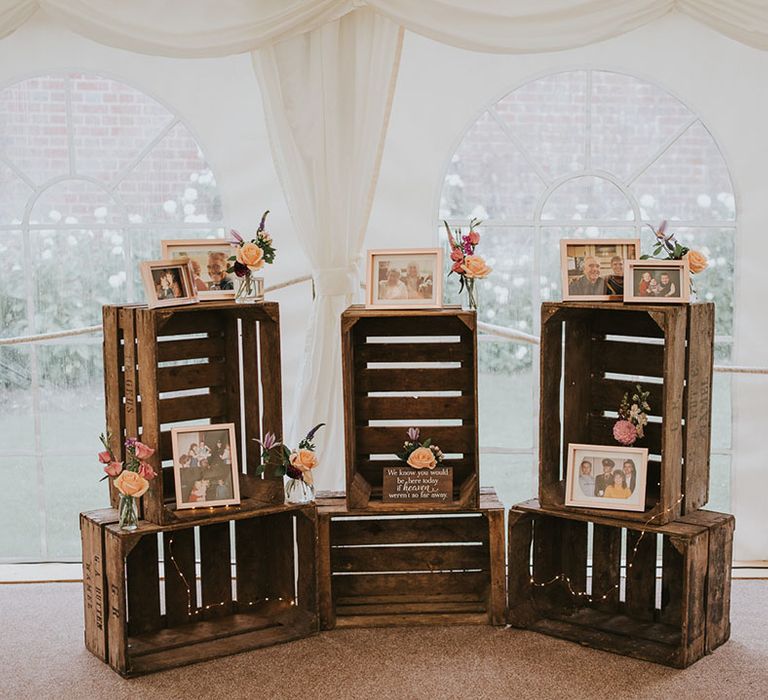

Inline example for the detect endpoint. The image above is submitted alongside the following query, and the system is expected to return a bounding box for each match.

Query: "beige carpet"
[1,581,766,700]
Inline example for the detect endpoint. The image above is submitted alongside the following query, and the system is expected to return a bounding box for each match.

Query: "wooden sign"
[382,466,453,503]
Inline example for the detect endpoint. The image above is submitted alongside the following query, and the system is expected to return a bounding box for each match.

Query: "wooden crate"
[341,305,479,511]
[316,489,505,629]
[539,301,714,524]
[507,499,734,668]
[102,301,285,525]
[80,502,318,677]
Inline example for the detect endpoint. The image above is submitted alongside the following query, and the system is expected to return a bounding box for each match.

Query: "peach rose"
[685,249,708,274]
[104,461,123,478]
[133,441,155,460]
[289,449,318,473]
[461,255,492,279]
[114,470,150,497]
[236,242,265,271]
[407,446,437,470]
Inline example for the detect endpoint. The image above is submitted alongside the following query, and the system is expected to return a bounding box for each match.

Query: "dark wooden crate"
[102,301,285,525]
[341,305,479,511]
[316,489,505,629]
[507,499,733,668]
[80,502,318,677]
[539,301,714,524]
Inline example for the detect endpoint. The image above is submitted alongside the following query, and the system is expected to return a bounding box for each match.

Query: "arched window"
[439,70,735,510]
[0,73,224,561]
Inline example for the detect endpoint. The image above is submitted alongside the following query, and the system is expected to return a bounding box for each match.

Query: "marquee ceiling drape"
[3,1,768,55]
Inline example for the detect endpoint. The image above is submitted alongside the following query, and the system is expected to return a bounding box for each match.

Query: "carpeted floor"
[1,581,766,700]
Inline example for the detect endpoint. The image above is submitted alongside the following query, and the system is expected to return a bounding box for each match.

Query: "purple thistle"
[407,427,420,441]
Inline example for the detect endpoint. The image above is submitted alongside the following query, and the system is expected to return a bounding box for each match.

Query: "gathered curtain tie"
[314,264,360,297]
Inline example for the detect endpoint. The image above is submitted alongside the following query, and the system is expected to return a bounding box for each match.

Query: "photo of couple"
[561,239,640,300]
[376,258,435,301]
[151,267,186,300]
[171,424,241,509]
[565,444,648,512]
[162,240,236,297]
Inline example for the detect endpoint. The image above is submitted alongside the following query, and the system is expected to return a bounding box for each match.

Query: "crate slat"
[330,515,486,545]
[200,522,233,619]
[331,544,488,573]
[156,335,226,363]
[356,395,473,420]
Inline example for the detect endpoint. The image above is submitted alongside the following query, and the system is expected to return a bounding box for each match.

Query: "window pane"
[590,71,694,181]
[440,112,546,221]
[0,345,34,453]
[31,180,124,226]
[0,164,32,224]
[0,230,28,337]
[708,453,731,512]
[0,457,41,559]
[480,453,535,508]
[632,122,735,221]
[494,70,587,178]
[541,175,634,221]
[31,228,128,332]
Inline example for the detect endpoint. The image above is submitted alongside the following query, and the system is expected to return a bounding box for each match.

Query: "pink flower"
[450,248,464,262]
[133,441,155,460]
[98,450,112,464]
[103,461,123,478]
[613,419,638,446]
[451,261,464,274]
[138,462,157,480]
[407,427,420,441]
[464,243,473,254]
[467,230,480,245]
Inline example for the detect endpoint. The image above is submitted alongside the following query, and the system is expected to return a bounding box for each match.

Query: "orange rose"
[461,255,492,279]
[236,242,265,271]
[289,449,318,486]
[114,470,150,497]
[685,249,708,274]
[407,446,437,470]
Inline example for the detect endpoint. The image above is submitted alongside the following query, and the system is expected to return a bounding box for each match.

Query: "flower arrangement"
[256,423,325,502]
[228,210,276,301]
[643,220,708,290]
[98,433,157,530]
[397,428,445,470]
[612,385,651,446]
[443,218,492,310]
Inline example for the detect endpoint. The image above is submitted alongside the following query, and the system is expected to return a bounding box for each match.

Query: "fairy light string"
[165,535,296,617]
[528,493,686,604]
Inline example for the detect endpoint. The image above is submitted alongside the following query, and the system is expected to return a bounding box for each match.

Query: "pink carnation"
[104,461,123,478]
[467,231,480,245]
[138,462,157,480]
[98,450,112,464]
[613,419,638,446]
[133,441,155,460]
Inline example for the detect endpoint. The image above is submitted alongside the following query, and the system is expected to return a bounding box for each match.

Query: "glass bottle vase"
[285,477,315,504]
[235,275,265,303]
[464,278,478,311]
[118,493,139,531]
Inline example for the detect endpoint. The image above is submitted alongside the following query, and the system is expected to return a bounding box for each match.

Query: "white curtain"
[3,2,768,54]
[252,8,403,491]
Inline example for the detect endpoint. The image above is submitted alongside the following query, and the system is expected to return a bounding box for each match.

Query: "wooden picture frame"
[565,443,648,512]
[171,423,241,510]
[140,259,199,309]
[365,248,443,309]
[161,239,236,300]
[623,258,691,304]
[560,238,640,301]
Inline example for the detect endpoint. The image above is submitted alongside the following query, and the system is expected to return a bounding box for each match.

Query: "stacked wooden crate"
[507,301,734,668]
[319,305,505,629]
[81,301,319,676]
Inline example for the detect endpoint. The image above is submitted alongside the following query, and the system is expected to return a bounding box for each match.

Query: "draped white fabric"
[252,8,403,491]
[4,1,768,54]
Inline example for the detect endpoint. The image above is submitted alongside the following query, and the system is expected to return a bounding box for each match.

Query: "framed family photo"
[140,259,199,309]
[366,248,443,309]
[565,443,648,512]
[624,259,691,304]
[161,239,236,300]
[171,423,241,510]
[560,238,640,301]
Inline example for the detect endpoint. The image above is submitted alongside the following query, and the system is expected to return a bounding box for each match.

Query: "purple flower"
[124,437,137,448]
[257,210,270,233]
[230,229,244,244]
[286,464,303,480]
[464,243,472,254]
[407,427,420,441]
[261,432,277,450]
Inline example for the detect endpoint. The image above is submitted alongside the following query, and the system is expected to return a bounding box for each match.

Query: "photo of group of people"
[561,240,639,300]
[367,249,442,308]
[171,424,240,509]
[162,240,236,298]
[565,444,648,512]
[632,268,680,298]
[624,260,690,303]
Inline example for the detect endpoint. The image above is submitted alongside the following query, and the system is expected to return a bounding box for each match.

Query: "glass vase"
[118,494,139,531]
[285,477,314,504]
[464,278,478,311]
[235,275,265,303]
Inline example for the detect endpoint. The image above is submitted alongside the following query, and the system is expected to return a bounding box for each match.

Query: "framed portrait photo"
[365,248,443,309]
[161,239,236,300]
[565,443,648,512]
[140,259,199,309]
[623,259,691,304]
[171,423,241,510]
[560,238,640,301]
